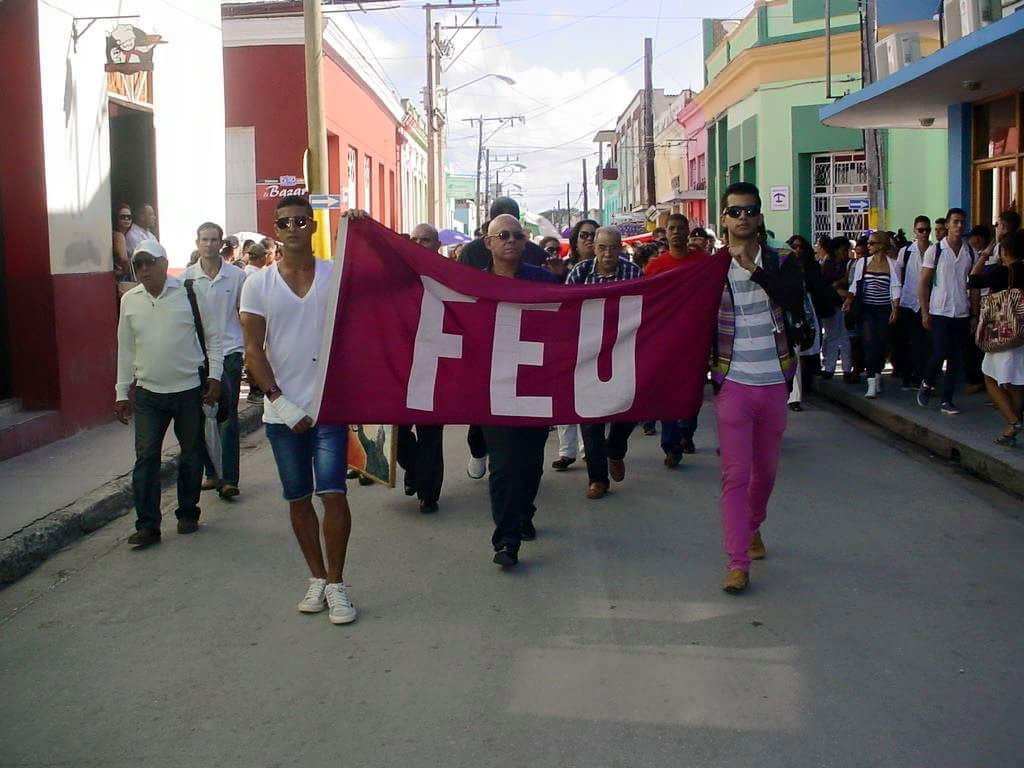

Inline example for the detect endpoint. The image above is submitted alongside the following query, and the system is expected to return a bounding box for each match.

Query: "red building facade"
[222,7,404,247]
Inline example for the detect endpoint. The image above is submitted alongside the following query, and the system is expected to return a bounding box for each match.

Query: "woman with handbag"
[969,229,1024,445]
[845,231,902,399]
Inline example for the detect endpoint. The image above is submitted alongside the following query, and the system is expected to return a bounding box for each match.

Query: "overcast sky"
[338,0,755,215]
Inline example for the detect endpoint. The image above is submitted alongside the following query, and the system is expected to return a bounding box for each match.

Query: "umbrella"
[438,228,473,246]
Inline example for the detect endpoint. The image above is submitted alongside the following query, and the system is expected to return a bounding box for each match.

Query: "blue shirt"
[488,262,562,284]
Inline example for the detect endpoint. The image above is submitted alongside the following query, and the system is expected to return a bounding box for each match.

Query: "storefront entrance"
[108,100,157,226]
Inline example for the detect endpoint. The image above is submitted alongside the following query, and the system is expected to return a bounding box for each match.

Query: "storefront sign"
[769,186,790,211]
[105,25,163,73]
[257,179,308,199]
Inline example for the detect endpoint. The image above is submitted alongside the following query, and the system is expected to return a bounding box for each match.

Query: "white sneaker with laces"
[865,377,878,399]
[325,582,357,625]
[298,577,327,613]
[467,455,487,479]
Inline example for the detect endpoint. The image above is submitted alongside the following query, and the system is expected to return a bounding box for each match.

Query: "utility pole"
[582,158,589,216]
[463,114,524,223]
[566,184,571,228]
[423,2,501,227]
[484,148,491,213]
[860,0,886,230]
[303,0,331,259]
[597,142,604,224]
[643,37,657,208]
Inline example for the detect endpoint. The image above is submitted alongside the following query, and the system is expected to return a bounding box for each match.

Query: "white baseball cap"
[131,239,167,262]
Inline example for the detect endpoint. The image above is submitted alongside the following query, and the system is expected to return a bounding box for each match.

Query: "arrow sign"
[848,198,870,212]
[310,194,343,210]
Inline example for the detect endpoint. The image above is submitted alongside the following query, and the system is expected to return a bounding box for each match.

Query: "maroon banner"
[312,219,729,427]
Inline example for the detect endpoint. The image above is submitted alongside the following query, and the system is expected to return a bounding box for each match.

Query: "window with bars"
[811,151,868,243]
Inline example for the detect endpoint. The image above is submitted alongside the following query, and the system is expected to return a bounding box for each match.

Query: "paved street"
[1,399,1022,768]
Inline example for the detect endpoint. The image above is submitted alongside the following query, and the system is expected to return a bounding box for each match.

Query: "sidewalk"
[0,399,264,584]
[814,374,1024,498]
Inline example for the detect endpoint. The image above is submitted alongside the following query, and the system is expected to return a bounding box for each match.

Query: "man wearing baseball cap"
[115,240,223,548]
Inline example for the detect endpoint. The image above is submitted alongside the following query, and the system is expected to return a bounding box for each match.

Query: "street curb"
[0,404,265,586]
[814,379,1024,499]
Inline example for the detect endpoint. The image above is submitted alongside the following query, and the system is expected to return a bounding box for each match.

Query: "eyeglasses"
[118,213,132,220]
[488,230,526,242]
[868,240,884,247]
[578,231,596,241]
[132,256,157,268]
[915,227,931,233]
[544,246,560,255]
[724,204,761,219]
[411,237,437,246]
[275,215,311,230]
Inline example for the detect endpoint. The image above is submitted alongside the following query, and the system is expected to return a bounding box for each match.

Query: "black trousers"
[467,425,487,459]
[893,307,929,385]
[481,426,548,552]
[581,422,636,484]
[925,315,970,402]
[861,304,892,377]
[396,425,444,504]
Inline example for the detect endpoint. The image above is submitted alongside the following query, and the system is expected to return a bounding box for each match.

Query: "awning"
[820,11,1024,130]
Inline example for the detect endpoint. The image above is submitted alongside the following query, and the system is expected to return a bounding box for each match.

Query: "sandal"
[995,423,1020,446]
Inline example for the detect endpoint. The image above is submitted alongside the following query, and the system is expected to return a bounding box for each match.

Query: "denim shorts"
[265,423,349,501]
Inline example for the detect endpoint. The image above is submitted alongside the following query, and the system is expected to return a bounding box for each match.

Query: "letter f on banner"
[407,277,476,411]
[574,296,643,418]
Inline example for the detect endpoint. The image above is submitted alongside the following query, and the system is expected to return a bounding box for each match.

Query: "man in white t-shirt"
[918,207,974,415]
[240,196,360,626]
[184,221,247,499]
[125,203,158,257]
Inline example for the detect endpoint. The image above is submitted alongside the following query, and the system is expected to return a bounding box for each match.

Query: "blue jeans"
[660,416,698,454]
[202,351,242,485]
[132,386,203,531]
[265,423,349,501]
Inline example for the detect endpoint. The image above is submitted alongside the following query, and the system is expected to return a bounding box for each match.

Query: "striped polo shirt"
[726,250,785,386]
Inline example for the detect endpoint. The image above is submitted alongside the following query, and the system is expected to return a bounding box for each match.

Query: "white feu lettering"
[406,276,476,411]
[574,296,643,418]
[490,302,561,417]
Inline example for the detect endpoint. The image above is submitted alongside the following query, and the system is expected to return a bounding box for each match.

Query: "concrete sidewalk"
[813,374,1024,499]
[0,399,264,584]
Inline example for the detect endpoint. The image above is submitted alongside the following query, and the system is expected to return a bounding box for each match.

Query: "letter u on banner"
[574,295,643,418]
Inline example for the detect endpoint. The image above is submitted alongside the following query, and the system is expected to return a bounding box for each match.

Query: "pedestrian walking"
[184,222,247,499]
[240,195,359,624]
[479,214,560,568]
[968,228,1024,444]
[115,240,223,548]
[396,223,447,514]
[711,182,804,594]
[918,208,974,414]
[819,237,853,383]
[644,213,707,463]
[846,231,901,398]
[552,219,599,472]
[566,227,642,499]
[892,216,932,389]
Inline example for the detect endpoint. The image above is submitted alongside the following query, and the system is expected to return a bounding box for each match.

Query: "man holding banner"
[481,214,561,567]
[240,195,359,625]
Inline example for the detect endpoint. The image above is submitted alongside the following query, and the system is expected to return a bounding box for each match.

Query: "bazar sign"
[258,177,307,199]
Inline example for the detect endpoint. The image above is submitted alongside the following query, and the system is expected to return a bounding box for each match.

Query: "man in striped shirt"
[712,182,804,594]
[567,227,641,499]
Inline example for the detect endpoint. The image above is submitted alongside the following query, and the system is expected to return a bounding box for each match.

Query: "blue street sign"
[310,194,343,209]
[849,198,870,212]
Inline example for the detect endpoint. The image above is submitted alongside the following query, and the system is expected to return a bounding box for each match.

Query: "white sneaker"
[298,577,327,613]
[866,377,878,399]
[467,455,487,479]
[325,582,357,624]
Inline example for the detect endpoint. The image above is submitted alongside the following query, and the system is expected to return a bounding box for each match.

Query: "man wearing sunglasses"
[457,196,548,271]
[115,241,223,549]
[240,195,364,625]
[125,203,158,257]
[396,223,446,514]
[892,216,932,390]
[481,214,559,568]
[712,182,805,595]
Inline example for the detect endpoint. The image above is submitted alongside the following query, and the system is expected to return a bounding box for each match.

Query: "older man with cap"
[479,215,560,567]
[396,223,447,513]
[115,240,223,548]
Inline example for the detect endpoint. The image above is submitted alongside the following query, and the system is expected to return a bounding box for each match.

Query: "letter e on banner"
[491,303,560,417]
[574,296,643,418]
[407,277,476,411]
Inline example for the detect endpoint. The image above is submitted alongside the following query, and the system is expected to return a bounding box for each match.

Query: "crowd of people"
[112,183,1023,629]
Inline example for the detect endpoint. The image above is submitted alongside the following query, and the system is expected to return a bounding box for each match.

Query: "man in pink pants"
[710,182,805,593]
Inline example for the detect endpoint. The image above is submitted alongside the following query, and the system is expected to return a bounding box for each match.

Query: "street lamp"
[444,74,515,97]
[493,162,526,203]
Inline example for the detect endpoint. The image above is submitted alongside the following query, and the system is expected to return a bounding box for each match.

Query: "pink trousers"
[714,380,788,572]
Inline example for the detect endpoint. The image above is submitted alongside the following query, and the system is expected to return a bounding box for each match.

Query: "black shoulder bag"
[184,279,230,423]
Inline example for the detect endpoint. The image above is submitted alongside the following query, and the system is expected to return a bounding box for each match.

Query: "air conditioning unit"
[959,0,1002,36]
[943,0,963,44]
[874,33,922,79]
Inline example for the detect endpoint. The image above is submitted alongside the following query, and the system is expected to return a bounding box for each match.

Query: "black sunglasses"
[275,215,311,230]
[544,246,560,254]
[118,213,133,220]
[724,204,761,219]
[915,227,931,233]
[489,230,526,242]
[578,231,596,240]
